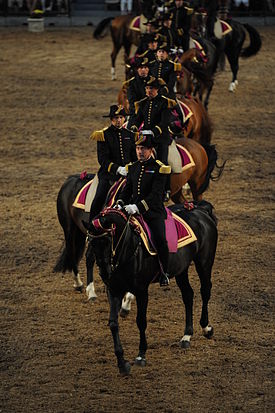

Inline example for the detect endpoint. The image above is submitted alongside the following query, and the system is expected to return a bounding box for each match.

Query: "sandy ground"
[0,24,274,413]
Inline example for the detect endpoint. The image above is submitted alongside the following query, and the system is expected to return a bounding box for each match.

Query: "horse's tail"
[197,144,226,195]
[93,17,114,39]
[53,179,86,274]
[241,24,262,58]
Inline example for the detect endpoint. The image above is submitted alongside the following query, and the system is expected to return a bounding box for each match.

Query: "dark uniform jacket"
[118,157,171,220]
[129,94,177,145]
[92,125,136,181]
[149,59,180,96]
[137,48,157,65]
[124,74,151,115]
[158,26,181,50]
[171,4,193,51]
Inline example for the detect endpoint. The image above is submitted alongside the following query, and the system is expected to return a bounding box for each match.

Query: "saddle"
[214,18,232,39]
[129,207,197,255]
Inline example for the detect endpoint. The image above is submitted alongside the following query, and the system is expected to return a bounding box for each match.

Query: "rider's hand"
[117,166,127,176]
[125,204,139,215]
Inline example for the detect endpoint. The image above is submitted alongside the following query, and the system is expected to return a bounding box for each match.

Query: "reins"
[111,215,131,272]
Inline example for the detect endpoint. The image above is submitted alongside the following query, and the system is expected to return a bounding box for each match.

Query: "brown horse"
[170,136,224,203]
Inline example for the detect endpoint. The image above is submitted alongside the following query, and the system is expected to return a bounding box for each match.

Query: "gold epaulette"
[122,77,135,88]
[158,77,166,85]
[161,96,177,108]
[137,50,149,58]
[185,6,194,15]
[90,127,108,141]
[134,97,147,114]
[156,160,171,174]
[178,28,184,36]
[174,62,182,71]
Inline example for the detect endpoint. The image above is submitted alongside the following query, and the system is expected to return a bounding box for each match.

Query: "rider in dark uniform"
[149,44,181,98]
[136,33,160,64]
[129,76,177,166]
[158,12,180,50]
[116,132,171,287]
[123,57,151,116]
[203,0,218,40]
[83,105,136,229]
[170,0,194,51]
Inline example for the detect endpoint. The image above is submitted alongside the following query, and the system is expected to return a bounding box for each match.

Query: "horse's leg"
[68,227,85,292]
[175,269,194,349]
[107,289,131,375]
[203,80,214,110]
[134,290,148,366]
[194,260,214,340]
[120,292,135,318]
[85,241,97,302]
[110,29,122,80]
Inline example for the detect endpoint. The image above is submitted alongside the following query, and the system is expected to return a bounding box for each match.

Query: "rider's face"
[137,66,149,77]
[145,86,158,98]
[136,145,152,162]
[175,0,183,8]
[148,41,158,50]
[157,49,168,61]
[111,115,125,128]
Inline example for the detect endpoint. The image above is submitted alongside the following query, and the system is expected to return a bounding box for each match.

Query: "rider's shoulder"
[123,77,135,87]
[156,160,171,174]
[160,95,178,108]
[134,96,148,113]
[90,126,109,142]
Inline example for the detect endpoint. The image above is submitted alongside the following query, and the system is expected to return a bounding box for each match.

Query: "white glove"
[117,166,127,176]
[125,204,139,215]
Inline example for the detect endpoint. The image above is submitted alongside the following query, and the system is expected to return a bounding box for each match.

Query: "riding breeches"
[145,217,169,274]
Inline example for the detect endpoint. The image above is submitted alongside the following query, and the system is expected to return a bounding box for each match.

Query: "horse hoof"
[180,340,190,349]
[119,361,131,376]
[74,285,84,293]
[135,356,146,367]
[203,326,214,339]
[88,296,97,303]
[120,308,130,318]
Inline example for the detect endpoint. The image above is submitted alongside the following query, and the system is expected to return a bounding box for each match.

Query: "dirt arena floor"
[0,24,274,413]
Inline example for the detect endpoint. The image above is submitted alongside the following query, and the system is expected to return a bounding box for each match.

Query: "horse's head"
[87,208,129,282]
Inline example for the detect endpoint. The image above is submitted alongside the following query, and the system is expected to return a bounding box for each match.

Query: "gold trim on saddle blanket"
[219,19,232,36]
[72,179,94,210]
[176,143,195,172]
[130,213,197,256]
[129,15,147,33]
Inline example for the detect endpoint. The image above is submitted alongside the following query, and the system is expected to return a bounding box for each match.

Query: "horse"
[87,202,218,375]
[53,137,224,300]
[93,1,156,80]
[191,12,262,92]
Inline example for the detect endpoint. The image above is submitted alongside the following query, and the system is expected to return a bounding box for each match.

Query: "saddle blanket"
[72,176,126,212]
[129,14,148,34]
[214,19,232,39]
[168,140,195,174]
[130,208,197,255]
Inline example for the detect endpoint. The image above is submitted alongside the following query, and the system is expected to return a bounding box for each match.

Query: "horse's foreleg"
[120,292,135,318]
[73,272,84,292]
[135,290,148,366]
[195,261,214,340]
[176,270,194,349]
[107,289,131,375]
[85,242,97,302]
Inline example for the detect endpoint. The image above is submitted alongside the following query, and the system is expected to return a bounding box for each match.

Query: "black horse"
[87,202,218,375]
[191,14,262,95]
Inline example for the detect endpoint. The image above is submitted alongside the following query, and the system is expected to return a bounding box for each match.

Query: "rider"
[124,57,151,117]
[128,76,177,201]
[170,0,194,52]
[202,0,219,40]
[83,105,136,230]
[149,43,181,98]
[116,132,171,287]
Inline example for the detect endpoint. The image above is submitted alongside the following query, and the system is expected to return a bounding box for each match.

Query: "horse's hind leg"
[175,270,194,349]
[194,261,214,339]
[85,241,97,302]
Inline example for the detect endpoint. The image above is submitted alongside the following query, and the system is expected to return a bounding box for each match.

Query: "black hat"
[133,56,149,68]
[162,12,173,21]
[146,33,159,44]
[135,131,154,148]
[145,76,164,89]
[157,43,170,53]
[103,105,127,118]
